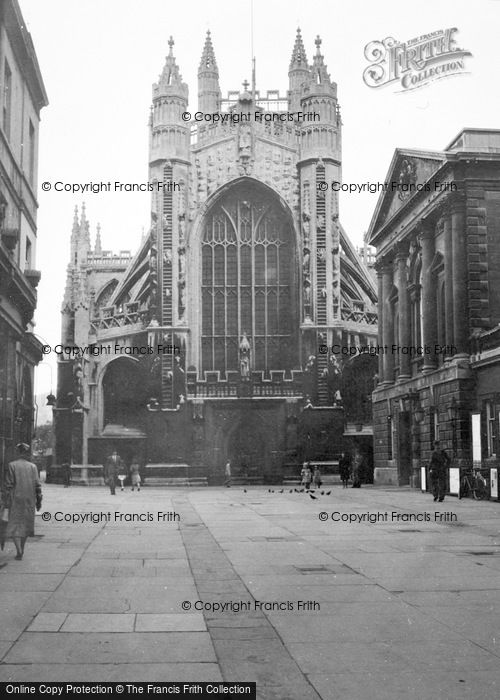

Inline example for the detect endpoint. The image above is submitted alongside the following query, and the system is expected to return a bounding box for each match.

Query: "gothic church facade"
[55,30,377,483]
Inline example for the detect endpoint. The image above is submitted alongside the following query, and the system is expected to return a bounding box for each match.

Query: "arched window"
[95,279,119,313]
[201,182,298,374]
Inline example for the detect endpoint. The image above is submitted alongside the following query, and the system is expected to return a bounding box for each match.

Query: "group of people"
[103,451,141,494]
[300,462,323,489]
[0,437,453,563]
[300,452,363,489]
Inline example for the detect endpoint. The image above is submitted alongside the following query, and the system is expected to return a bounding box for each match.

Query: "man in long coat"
[3,443,42,560]
[429,440,450,502]
[104,450,124,495]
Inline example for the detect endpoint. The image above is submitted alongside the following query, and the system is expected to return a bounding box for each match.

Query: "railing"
[187,370,304,398]
[90,308,149,332]
[87,253,132,266]
[340,308,378,325]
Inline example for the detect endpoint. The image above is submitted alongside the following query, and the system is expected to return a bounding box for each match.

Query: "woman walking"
[2,443,42,560]
[130,457,141,492]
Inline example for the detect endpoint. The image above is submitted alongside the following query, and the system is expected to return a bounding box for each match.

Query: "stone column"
[376,266,384,381]
[396,245,410,380]
[420,222,437,373]
[451,197,468,357]
[382,262,394,384]
[442,208,454,349]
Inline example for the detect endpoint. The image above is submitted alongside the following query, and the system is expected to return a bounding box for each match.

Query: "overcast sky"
[21,0,499,395]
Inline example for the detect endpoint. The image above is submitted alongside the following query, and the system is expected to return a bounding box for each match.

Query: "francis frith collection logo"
[363,28,472,91]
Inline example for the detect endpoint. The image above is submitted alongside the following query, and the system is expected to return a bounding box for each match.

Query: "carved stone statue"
[239,333,251,379]
[303,248,310,274]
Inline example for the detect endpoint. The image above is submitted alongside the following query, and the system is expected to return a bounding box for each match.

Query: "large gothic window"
[201,182,297,374]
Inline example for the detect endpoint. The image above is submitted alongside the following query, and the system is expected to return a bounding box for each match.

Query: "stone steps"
[144,477,208,487]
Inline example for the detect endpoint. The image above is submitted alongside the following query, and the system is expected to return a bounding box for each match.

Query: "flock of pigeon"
[241,487,332,500]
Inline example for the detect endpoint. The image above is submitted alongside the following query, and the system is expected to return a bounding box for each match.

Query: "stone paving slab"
[136,613,206,632]
[309,669,498,700]
[60,613,136,632]
[0,592,52,641]
[28,612,67,631]
[0,663,222,683]
[0,574,63,591]
[1,484,500,697]
[3,632,216,664]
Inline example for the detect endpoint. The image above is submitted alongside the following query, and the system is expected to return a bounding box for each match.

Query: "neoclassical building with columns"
[54,30,378,484]
[368,129,500,487]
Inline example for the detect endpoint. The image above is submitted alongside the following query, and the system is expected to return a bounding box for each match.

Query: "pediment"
[368,149,445,244]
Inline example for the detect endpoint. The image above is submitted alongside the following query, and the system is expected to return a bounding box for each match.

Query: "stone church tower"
[55,30,377,484]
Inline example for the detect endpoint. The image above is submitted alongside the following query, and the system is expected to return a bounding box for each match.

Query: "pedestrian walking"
[351,450,363,488]
[301,462,312,489]
[62,462,71,487]
[224,460,232,488]
[429,440,450,502]
[104,449,124,495]
[313,465,322,489]
[1,443,42,560]
[130,457,141,492]
[339,452,351,488]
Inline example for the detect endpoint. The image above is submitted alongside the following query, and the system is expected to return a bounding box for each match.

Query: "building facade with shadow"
[0,0,47,477]
[54,31,377,485]
[368,129,500,489]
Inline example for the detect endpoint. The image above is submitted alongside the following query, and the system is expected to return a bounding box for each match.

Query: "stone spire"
[198,30,221,113]
[288,28,310,112]
[94,223,102,254]
[199,29,218,72]
[69,203,90,267]
[79,202,91,251]
[289,27,308,71]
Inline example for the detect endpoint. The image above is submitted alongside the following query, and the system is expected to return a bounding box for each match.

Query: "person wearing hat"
[2,443,42,560]
[104,449,124,495]
[429,440,451,502]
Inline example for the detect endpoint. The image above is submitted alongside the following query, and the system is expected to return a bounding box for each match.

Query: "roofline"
[445,128,500,151]
[3,0,49,111]
[366,146,445,243]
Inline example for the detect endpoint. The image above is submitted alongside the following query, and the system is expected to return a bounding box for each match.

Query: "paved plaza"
[1,483,500,699]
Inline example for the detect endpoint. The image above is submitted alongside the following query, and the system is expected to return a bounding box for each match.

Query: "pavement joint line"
[174,495,323,699]
[0,518,106,665]
[394,592,500,661]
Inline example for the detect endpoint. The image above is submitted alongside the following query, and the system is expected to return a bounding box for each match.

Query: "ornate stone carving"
[239,333,251,379]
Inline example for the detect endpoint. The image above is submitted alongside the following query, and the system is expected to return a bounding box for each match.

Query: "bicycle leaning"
[458,468,489,500]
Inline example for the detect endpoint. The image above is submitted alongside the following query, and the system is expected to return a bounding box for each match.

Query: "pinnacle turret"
[289,28,308,71]
[310,35,334,90]
[288,28,311,112]
[155,36,188,100]
[94,224,102,254]
[198,30,221,113]
[199,30,218,72]
[69,203,90,266]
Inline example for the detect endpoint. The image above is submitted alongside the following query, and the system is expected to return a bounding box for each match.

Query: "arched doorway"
[102,358,146,429]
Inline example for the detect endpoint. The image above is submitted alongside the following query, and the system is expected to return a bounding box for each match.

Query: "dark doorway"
[227,418,267,477]
[102,358,146,429]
